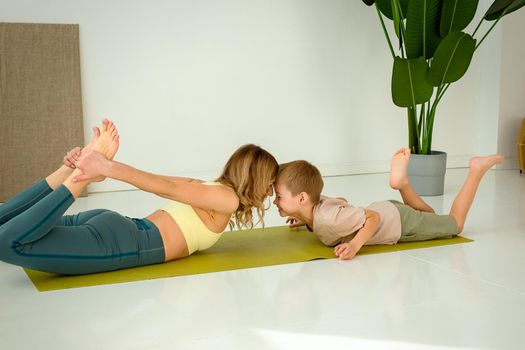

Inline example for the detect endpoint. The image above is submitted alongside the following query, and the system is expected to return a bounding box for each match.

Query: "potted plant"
[362,0,524,195]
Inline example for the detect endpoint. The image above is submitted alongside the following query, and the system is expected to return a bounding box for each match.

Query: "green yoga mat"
[24,226,472,292]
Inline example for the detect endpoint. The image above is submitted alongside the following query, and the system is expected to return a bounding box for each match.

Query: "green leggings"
[0,180,165,275]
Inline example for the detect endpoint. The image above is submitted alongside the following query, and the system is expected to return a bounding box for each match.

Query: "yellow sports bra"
[160,182,225,255]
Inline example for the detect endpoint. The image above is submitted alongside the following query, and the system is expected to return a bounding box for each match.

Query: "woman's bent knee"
[0,230,19,264]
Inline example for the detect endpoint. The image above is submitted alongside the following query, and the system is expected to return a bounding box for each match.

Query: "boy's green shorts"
[389,200,459,242]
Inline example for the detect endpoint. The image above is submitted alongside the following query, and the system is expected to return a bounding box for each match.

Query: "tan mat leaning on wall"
[0,23,85,202]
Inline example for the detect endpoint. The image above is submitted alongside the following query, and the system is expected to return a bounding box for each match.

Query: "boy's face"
[273,183,302,217]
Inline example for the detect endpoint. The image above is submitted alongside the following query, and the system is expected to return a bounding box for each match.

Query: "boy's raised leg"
[389,148,435,213]
[449,154,504,233]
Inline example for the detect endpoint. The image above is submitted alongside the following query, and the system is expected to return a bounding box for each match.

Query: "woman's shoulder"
[202,181,239,213]
[202,181,235,193]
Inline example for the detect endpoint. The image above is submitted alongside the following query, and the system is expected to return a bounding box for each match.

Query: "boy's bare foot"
[389,147,411,189]
[469,154,504,177]
[90,119,119,160]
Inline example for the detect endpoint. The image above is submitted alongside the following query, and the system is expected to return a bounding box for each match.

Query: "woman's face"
[266,179,275,197]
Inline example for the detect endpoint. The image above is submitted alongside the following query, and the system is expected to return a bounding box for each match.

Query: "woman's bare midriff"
[146,210,189,261]
[146,208,230,261]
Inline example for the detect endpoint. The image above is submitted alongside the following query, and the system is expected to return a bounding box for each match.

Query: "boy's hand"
[286,217,305,228]
[334,241,361,260]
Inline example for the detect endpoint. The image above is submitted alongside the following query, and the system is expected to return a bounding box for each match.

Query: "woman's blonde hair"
[215,144,278,230]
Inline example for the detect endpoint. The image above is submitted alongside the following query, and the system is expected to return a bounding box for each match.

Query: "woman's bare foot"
[68,119,117,183]
[89,119,119,160]
[469,155,504,178]
[80,119,119,183]
[61,119,119,197]
[47,121,107,189]
[85,124,102,150]
[389,147,411,189]
[62,125,103,169]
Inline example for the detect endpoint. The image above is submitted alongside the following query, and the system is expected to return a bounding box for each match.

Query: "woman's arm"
[156,175,203,183]
[334,209,380,260]
[74,150,238,214]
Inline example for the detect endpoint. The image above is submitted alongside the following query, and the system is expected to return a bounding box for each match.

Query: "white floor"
[1,168,525,350]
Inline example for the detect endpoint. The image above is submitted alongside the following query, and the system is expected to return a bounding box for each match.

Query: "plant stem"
[426,83,450,154]
[475,7,508,50]
[420,108,426,154]
[437,83,450,101]
[399,29,406,58]
[426,102,438,154]
[393,0,407,58]
[418,102,425,135]
[475,16,501,50]
[376,4,396,58]
[421,87,436,154]
[407,106,419,153]
[472,13,485,38]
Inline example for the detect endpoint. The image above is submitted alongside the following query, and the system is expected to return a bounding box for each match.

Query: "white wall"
[0,0,521,192]
[499,9,525,160]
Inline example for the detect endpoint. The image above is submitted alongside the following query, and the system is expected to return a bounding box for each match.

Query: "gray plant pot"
[408,151,447,196]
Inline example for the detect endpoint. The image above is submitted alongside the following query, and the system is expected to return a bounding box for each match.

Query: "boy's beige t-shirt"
[310,196,402,246]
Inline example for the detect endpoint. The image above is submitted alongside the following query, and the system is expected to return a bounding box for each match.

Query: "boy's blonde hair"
[276,160,323,204]
[215,144,278,230]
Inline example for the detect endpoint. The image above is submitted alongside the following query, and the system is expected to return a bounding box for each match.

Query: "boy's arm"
[334,209,380,260]
[286,217,306,228]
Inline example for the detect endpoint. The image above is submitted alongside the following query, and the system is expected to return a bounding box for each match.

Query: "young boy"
[273,148,504,260]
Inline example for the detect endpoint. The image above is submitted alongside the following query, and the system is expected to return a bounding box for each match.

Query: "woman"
[0,119,278,275]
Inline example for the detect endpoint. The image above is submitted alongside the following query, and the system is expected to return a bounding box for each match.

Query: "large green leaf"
[392,57,434,107]
[376,0,410,19]
[440,0,479,37]
[428,31,476,85]
[485,0,525,20]
[405,0,443,59]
